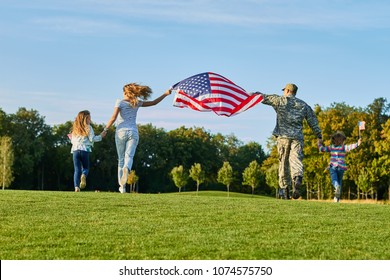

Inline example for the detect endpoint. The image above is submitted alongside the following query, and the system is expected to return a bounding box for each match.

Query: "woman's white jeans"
[115,129,139,185]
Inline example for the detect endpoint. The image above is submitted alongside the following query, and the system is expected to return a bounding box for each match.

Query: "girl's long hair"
[123,83,152,107]
[71,110,90,136]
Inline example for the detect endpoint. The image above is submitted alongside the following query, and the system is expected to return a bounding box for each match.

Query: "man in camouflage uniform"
[259,84,322,199]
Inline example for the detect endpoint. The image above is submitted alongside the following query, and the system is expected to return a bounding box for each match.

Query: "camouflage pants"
[277,138,304,189]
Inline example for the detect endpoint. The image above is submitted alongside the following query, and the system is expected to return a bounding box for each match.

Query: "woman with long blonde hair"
[104,83,171,193]
[70,110,106,192]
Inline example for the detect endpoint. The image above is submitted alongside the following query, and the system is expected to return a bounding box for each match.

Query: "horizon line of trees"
[0,97,389,201]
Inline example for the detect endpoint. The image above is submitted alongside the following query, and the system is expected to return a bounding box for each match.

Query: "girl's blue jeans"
[330,166,344,193]
[115,129,139,185]
[73,150,90,188]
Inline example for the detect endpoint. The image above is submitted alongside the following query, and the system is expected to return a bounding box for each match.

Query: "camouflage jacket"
[262,94,322,141]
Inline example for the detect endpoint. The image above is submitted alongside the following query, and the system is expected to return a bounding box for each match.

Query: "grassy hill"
[0,190,389,260]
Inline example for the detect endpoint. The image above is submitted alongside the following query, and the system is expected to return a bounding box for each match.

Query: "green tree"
[261,140,279,196]
[50,122,73,190]
[0,136,14,190]
[232,141,267,192]
[0,109,11,137]
[127,170,139,193]
[168,126,221,188]
[364,98,390,200]
[265,163,279,198]
[189,163,205,193]
[242,160,262,195]
[88,123,118,192]
[357,168,371,199]
[217,161,233,195]
[134,124,172,193]
[170,165,188,192]
[373,118,390,201]
[9,108,53,189]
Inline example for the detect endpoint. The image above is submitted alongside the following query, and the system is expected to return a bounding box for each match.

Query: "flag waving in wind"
[172,72,263,117]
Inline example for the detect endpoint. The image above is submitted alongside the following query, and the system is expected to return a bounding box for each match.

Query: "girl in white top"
[70,110,106,192]
[104,83,171,193]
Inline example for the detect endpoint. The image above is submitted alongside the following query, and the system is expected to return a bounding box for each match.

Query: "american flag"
[172,72,263,117]
[358,121,366,130]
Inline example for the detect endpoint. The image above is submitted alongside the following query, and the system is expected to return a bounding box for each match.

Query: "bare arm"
[142,89,172,107]
[104,107,120,130]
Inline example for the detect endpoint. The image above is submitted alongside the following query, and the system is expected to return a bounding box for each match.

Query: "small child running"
[70,110,106,192]
[318,131,361,202]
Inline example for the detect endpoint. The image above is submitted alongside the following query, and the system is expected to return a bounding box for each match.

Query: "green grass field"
[0,190,389,260]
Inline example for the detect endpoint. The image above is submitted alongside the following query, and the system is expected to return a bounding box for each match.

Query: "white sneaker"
[75,187,80,192]
[80,174,87,189]
[120,167,128,186]
[119,186,126,193]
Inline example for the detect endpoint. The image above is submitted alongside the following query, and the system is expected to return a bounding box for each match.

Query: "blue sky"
[1,0,389,150]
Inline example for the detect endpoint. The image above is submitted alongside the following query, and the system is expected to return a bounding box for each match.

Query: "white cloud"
[77,0,390,29]
[31,17,132,35]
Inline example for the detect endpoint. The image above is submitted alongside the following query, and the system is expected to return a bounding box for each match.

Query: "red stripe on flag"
[172,72,263,117]
[230,94,263,116]
[209,72,246,92]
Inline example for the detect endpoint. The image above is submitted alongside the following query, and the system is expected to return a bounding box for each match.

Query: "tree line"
[0,97,389,201]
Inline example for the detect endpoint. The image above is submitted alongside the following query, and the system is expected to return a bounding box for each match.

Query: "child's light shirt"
[70,125,102,153]
[114,99,144,132]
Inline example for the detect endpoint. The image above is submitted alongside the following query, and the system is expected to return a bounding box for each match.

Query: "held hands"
[100,128,108,138]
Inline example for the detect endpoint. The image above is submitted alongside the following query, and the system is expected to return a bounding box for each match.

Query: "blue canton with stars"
[172,73,211,98]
